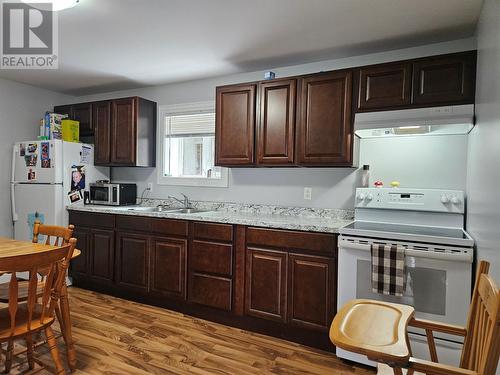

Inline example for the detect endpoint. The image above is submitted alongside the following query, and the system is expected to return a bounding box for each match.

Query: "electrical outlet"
[303,187,312,200]
[147,182,153,192]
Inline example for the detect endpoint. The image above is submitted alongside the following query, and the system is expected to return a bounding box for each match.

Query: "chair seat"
[0,280,45,303]
[0,303,54,340]
[330,299,415,365]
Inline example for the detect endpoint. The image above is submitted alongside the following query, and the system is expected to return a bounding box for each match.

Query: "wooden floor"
[7,288,375,375]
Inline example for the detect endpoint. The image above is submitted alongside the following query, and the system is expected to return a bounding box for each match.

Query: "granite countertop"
[67,202,353,234]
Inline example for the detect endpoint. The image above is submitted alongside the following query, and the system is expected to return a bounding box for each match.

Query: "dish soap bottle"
[361,165,370,188]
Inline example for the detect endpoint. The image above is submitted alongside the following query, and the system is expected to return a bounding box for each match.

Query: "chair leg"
[59,283,76,371]
[26,334,34,370]
[392,367,403,375]
[4,340,13,373]
[45,326,65,375]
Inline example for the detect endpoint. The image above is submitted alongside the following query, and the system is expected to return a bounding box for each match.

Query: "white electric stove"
[337,188,474,368]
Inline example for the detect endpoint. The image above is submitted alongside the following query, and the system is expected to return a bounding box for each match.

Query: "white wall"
[467,0,500,282]
[0,78,73,237]
[71,38,474,209]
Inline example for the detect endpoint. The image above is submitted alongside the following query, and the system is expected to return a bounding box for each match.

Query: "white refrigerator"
[11,140,109,241]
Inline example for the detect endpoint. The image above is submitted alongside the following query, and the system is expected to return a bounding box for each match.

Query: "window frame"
[157,101,228,187]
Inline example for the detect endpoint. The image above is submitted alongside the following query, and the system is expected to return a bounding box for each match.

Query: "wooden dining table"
[0,236,80,371]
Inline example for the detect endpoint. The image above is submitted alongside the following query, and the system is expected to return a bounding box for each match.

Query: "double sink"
[115,206,209,214]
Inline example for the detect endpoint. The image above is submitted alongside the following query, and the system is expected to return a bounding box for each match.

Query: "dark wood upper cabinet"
[245,247,287,322]
[53,105,72,117]
[215,84,256,166]
[296,70,353,166]
[288,254,335,331]
[72,103,93,135]
[115,232,150,293]
[356,62,411,111]
[257,79,296,165]
[111,97,137,165]
[93,101,111,165]
[55,96,156,167]
[150,237,187,300]
[412,51,476,106]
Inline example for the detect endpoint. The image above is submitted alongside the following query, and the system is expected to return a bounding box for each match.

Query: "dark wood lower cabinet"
[115,232,149,293]
[188,273,232,311]
[69,212,337,352]
[245,247,288,322]
[90,229,114,282]
[288,254,335,331]
[70,227,90,278]
[150,237,187,300]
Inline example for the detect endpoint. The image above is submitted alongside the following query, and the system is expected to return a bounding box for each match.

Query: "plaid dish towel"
[371,243,405,297]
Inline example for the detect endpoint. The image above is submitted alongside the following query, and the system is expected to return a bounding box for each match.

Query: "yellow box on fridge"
[61,119,80,142]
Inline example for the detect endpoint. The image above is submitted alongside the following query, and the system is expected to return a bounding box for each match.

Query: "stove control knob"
[441,195,450,204]
[451,196,460,204]
[357,193,366,201]
[365,194,373,201]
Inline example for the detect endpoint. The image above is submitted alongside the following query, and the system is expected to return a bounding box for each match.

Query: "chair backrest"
[0,238,76,341]
[460,261,500,375]
[33,220,74,247]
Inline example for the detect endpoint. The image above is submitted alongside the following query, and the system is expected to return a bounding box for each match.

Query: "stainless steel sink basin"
[119,206,209,214]
[174,208,207,214]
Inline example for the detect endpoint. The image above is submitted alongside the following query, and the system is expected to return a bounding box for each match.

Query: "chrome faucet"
[168,193,192,209]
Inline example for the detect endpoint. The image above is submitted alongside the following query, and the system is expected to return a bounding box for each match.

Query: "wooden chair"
[0,239,76,374]
[330,260,499,375]
[0,221,77,370]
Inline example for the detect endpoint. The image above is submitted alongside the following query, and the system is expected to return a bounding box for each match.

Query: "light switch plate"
[304,187,312,200]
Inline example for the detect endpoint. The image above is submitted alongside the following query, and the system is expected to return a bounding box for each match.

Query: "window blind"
[166,112,215,136]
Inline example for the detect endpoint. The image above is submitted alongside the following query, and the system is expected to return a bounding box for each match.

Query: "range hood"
[354,104,475,138]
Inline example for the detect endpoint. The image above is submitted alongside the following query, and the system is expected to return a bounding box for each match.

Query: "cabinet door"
[111,97,137,165]
[93,101,111,165]
[70,227,90,279]
[412,52,476,106]
[215,84,256,166]
[150,237,187,300]
[357,63,411,111]
[53,105,72,117]
[257,79,296,165]
[89,228,114,282]
[115,232,149,292]
[245,247,287,322]
[288,254,335,331]
[72,102,93,135]
[297,71,353,166]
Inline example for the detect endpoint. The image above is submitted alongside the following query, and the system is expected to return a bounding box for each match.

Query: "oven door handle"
[338,240,473,262]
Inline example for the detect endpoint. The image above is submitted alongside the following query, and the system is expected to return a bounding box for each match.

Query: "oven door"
[337,235,472,367]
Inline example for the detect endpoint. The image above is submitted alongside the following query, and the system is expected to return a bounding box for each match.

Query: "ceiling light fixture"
[22,0,80,11]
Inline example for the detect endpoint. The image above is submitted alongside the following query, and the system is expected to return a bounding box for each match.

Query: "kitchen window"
[158,102,228,187]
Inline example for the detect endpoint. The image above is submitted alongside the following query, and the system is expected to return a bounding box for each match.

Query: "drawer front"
[188,273,232,311]
[246,227,336,255]
[116,215,151,232]
[190,240,233,276]
[69,211,115,229]
[151,218,188,237]
[193,222,233,242]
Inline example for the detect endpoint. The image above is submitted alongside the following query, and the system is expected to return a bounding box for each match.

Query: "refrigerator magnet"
[41,159,51,168]
[27,143,37,154]
[70,165,85,190]
[67,190,83,204]
[41,142,49,160]
[27,168,36,181]
[25,154,37,167]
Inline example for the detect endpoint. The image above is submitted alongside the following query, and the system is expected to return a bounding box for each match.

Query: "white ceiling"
[0,0,482,96]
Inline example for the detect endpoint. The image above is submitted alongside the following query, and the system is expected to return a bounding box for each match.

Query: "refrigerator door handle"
[11,183,18,222]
